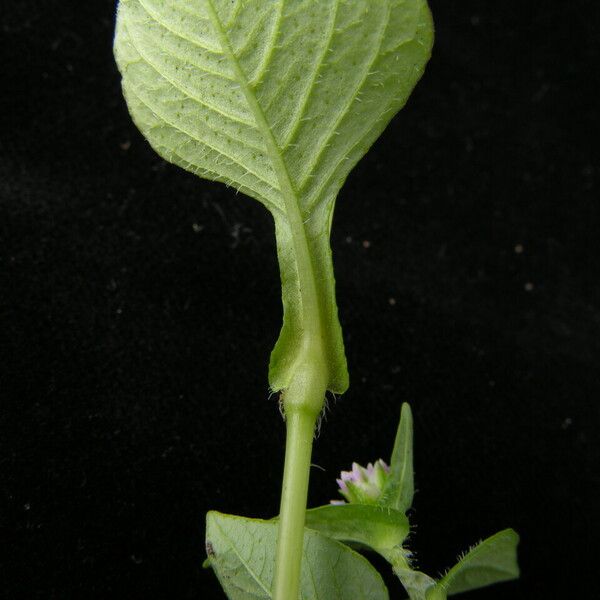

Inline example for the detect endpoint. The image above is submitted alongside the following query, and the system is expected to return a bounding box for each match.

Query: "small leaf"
[436,529,520,596]
[304,503,409,555]
[392,529,520,600]
[206,511,389,600]
[380,402,414,512]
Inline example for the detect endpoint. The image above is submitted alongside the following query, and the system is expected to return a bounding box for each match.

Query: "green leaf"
[206,511,389,600]
[391,529,520,600]
[114,0,434,395]
[380,402,414,512]
[436,529,520,596]
[393,565,438,600]
[303,504,441,600]
[304,503,409,555]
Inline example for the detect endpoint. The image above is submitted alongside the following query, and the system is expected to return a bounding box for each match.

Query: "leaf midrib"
[205,0,325,346]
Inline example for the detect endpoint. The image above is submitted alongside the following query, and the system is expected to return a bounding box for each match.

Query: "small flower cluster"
[332,459,390,505]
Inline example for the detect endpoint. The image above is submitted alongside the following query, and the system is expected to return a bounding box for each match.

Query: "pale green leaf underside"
[205,511,389,600]
[115,0,433,394]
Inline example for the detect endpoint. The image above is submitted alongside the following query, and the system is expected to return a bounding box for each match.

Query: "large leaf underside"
[115,0,433,394]
[206,511,390,600]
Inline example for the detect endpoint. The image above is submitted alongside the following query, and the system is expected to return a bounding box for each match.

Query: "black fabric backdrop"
[1,1,598,598]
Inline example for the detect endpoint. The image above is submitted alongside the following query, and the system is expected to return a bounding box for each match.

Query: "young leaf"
[206,511,389,600]
[393,529,520,600]
[380,402,414,512]
[114,0,434,395]
[304,503,409,555]
[436,529,520,596]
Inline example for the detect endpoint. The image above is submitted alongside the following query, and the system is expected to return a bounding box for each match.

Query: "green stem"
[272,409,316,600]
[272,356,327,600]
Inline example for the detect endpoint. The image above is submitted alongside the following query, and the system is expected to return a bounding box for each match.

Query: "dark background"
[1,0,598,598]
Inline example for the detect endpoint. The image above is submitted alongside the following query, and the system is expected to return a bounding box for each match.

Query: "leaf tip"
[400,402,413,421]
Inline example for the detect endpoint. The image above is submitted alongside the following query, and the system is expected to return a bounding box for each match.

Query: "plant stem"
[272,355,327,600]
[272,409,317,600]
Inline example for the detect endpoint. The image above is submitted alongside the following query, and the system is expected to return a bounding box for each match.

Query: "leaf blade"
[115,0,434,395]
[381,402,415,512]
[437,529,520,596]
[304,503,410,554]
[206,511,390,600]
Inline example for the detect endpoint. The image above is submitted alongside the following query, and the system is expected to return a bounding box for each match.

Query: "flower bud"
[333,459,390,505]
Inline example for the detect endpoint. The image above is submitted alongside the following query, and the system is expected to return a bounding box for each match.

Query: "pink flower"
[331,459,390,505]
